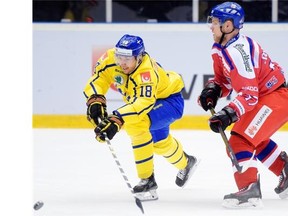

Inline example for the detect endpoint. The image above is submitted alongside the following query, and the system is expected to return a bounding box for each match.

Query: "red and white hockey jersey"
[211,33,285,117]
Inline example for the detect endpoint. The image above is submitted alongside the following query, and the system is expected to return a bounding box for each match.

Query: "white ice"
[33,129,288,216]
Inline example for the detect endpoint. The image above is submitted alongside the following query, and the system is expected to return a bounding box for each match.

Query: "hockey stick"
[209,107,256,173]
[92,119,143,213]
[105,136,145,214]
[209,107,243,173]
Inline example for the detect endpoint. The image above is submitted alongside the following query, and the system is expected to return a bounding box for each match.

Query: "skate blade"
[181,158,201,188]
[279,187,288,199]
[222,198,264,209]
[134,189,158,201]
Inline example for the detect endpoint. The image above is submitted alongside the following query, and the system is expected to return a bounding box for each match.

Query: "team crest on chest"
[114,75,124,85]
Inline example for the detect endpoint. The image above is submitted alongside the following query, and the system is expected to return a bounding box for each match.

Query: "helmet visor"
[207,16,220,28]
[115,54,135,65]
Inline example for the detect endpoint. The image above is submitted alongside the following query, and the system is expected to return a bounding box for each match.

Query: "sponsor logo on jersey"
[242,86,258,92]
[140,72,151,83]
[244,105,272,138]
[115,68,126,74]
[234,44,253,73]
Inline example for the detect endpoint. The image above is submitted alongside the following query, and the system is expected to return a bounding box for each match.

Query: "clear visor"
[115,54,136,65]
[207,16,221,28]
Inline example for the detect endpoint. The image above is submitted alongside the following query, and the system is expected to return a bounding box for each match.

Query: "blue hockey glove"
[86,94,108,126]
[198,82,222,111]
[95,114,124,142]
[209,106,238,133]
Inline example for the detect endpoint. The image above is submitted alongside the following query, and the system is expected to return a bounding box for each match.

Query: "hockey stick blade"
[135,197,144,214]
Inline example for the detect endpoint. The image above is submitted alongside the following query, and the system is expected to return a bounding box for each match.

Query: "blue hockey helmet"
[115,34,145,57]
[209,2,245,29]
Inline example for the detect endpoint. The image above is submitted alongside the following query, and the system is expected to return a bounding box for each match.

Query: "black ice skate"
[133,173,158,201]
[175,153,199,187]
[222,177,263,208]
[274,151,288,199]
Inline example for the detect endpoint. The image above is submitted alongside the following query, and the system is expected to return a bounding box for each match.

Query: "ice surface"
[33,129,288,216]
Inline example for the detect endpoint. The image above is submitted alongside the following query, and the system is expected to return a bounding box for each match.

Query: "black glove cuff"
[205,82,222,98]
[112,111,124,124]
[222,106,238,123]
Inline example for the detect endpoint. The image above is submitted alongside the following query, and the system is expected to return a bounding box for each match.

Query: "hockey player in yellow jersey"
[83,34,199,201]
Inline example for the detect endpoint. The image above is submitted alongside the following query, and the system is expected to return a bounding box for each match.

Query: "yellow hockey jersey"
[83,48,184,124]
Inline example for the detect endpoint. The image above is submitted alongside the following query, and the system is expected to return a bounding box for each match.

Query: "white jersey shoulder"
[226,34,256,79]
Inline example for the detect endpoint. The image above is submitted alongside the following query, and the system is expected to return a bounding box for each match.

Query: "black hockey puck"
[33,201,44,210]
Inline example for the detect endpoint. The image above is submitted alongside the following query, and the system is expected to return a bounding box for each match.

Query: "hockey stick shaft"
[105,137,145,214]
[209,107,243,173]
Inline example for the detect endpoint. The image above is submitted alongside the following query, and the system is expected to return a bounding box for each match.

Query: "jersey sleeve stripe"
[246,36,255,67]
[97,63,117,73]
[222,49,234,70]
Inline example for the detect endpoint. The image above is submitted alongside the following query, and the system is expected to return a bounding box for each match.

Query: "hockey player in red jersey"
[198,1,288,208]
